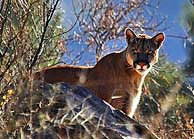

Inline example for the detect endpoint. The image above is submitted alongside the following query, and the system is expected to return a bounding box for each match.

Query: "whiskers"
[150,64,165,75]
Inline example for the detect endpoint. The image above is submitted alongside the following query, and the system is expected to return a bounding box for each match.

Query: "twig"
[29,0,60,70]
[166,34,188,40]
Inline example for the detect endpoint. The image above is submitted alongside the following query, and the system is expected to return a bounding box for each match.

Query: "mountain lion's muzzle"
[133,60,150,72]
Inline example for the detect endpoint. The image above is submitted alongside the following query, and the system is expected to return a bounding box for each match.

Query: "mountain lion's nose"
[138,62,146,67]
[134,61,150,70]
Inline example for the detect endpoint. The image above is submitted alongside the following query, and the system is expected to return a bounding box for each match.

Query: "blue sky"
[158,0,188,63]
[61,0,191,64]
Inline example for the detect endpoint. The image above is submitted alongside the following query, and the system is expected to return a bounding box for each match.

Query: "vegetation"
[0,0,193,138]
[181,3,194,78]
[139,55,194,138]
[0,0,64,105]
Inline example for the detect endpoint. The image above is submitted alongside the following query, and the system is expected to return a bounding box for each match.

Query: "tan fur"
[33,29,164,117]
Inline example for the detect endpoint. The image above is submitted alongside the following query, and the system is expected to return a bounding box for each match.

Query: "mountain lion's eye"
[148,50,153,54]
[132,49,138,54]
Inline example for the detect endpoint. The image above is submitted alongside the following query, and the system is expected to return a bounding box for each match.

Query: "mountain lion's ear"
[152,32,165,47]
[125,28,136,43]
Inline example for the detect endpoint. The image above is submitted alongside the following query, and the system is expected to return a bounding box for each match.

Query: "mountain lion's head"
[125,28,165,75]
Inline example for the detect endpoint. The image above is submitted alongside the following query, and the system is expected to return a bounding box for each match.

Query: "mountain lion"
[33,28,165,118]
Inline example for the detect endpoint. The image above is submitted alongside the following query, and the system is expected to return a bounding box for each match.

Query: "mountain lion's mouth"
[135,68,147,74]
[138,68,145,71]
[137,68,146,72]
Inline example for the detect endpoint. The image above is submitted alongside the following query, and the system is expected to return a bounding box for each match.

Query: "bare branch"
[166,34,188,40]
[29,0,60,70]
